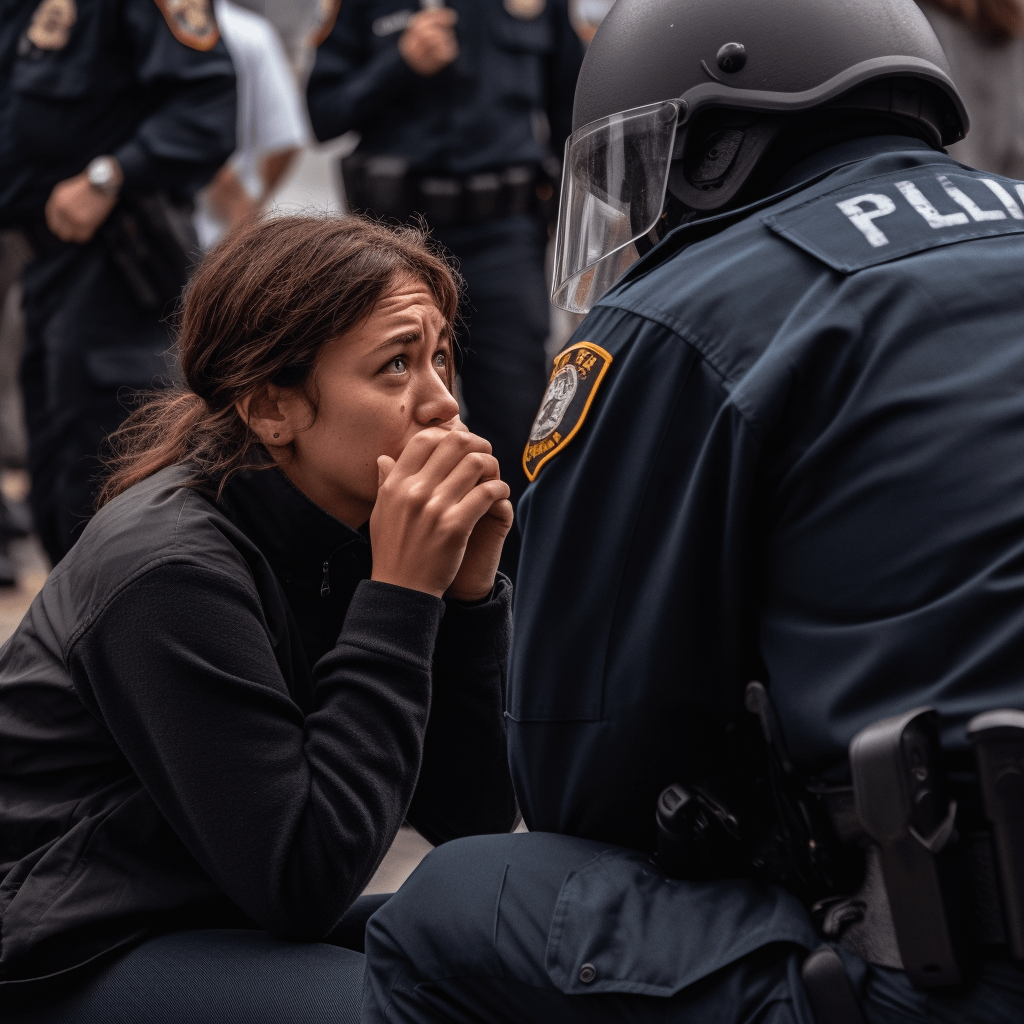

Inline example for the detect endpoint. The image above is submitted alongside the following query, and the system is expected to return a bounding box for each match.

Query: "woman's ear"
[235,386,297,451]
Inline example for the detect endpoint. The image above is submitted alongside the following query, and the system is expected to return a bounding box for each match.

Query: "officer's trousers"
[434,215,551,582]
[20,237,172,564]
[362,832,1024,1024]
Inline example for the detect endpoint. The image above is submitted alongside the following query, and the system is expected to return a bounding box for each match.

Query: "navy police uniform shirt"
[0,0,236,224]
[511,135,1024,854]
[306,0,582,173]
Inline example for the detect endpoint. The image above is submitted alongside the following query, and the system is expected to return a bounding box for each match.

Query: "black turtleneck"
[0,462,516,982]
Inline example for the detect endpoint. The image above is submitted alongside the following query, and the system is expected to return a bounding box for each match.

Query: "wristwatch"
[85,156,123,198]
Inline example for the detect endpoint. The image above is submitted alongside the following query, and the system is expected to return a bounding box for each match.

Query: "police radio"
[849,707,966,987]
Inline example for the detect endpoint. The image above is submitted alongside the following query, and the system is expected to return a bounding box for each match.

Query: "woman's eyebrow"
[370,329,421,354]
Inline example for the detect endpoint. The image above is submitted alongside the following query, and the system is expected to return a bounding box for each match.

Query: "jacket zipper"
[321,560,331,598]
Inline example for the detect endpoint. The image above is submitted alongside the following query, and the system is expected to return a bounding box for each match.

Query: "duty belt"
[819,783,1009,973]
[339,154,555,229]
[656,693,1024,991]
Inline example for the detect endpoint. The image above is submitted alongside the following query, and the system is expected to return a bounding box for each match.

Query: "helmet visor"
[552,100,679,313]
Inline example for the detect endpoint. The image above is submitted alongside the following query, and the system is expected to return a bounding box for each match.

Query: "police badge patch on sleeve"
[154,0,219,50]
[24,0,77,52]
[504,0,546,18]
[523,341,612,482]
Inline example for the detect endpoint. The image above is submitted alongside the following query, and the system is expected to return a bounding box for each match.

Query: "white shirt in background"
[195,0,310,250]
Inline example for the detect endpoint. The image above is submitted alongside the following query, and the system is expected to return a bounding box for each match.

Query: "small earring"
[272,432,280,439]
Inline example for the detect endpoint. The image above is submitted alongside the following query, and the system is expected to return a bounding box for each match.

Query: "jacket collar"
[218,466,369,573]
[604,136,954,303]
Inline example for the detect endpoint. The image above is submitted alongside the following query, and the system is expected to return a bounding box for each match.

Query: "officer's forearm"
[259,148,300,200]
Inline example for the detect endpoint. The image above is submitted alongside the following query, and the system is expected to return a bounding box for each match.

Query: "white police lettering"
[979,179,1024,220]
[895,180,969,229]
[937,174,1006,222]
[836,194,897,247]
[373,9,414,35]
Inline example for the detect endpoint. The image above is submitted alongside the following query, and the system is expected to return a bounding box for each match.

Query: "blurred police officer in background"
[361,1,1024,1022]
[1,0,236,564]
[306,0,583,579]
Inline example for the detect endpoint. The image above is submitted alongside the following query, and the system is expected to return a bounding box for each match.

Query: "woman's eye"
[434,352,447,369]
[384,356,407,375]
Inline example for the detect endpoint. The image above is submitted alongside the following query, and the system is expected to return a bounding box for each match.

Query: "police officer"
[359,1,1024,1021]
[1,0,236,564]
[306,0,583,578]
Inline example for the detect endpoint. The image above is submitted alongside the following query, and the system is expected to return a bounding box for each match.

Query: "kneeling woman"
[0,217,518,1020]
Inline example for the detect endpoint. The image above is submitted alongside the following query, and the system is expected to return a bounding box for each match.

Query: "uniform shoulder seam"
[597,302,766,439]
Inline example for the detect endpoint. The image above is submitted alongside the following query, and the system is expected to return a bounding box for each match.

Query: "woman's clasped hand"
[372,423,513,601]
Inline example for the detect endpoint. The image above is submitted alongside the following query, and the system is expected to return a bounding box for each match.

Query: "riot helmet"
[552,0,969,312]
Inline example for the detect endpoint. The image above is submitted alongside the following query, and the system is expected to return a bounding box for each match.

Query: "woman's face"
[271,277,460,527]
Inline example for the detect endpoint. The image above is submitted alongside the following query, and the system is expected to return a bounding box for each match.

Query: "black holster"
[101,193,199,312]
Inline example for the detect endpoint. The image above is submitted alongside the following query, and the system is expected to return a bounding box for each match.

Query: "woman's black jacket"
[0,464,517,984]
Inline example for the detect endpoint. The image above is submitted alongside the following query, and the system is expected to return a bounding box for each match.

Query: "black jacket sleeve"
[306,0,419,143]
[114,0,237,194]
[406,576,518,845]
[69,566,442,941]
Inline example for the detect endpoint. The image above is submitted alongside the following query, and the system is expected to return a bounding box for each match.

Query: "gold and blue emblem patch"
[154,0,219,51]
[504,0,546,18]
[523,341,612,482]
[24,0,77,52]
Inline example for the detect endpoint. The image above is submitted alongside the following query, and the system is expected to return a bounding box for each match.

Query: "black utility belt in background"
[340,153,557,229]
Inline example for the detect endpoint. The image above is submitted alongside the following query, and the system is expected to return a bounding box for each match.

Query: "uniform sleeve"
[545,0,584,159]
[508,307,762,854]
[305,0,419,143]
[68,565,442,941]
[406,576,518,845]
[113,0,237,195]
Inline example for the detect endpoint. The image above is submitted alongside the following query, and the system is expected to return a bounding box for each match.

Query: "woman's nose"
[415,367,461,425]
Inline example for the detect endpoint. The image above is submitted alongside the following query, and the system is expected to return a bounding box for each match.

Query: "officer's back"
[511,137,1024,844]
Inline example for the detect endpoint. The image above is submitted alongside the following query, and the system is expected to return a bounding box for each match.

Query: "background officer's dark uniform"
[0,0,235,564]
[360,136,1024,1022]
[306,0,583,577]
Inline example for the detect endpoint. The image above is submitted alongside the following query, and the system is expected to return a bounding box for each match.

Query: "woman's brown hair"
[98,215,462,507]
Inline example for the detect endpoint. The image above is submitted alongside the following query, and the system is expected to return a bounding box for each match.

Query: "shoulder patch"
[763,170,1024,273]
[504,0,546,18]
[153,0,219,51]
[523,341,612,482]
[24,0,77,52]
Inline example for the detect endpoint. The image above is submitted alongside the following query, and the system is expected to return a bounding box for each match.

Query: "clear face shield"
[552,100,680,313]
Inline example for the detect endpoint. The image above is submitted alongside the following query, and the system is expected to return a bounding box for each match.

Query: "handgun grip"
[968,709,1024,960]
[850,707,964,987]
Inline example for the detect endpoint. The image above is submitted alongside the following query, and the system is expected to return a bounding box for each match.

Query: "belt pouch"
[418,177,463,228]
[465,173,502,224]
[342,154,410,221]
[501,165,536,217]
[102,193,197,311]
